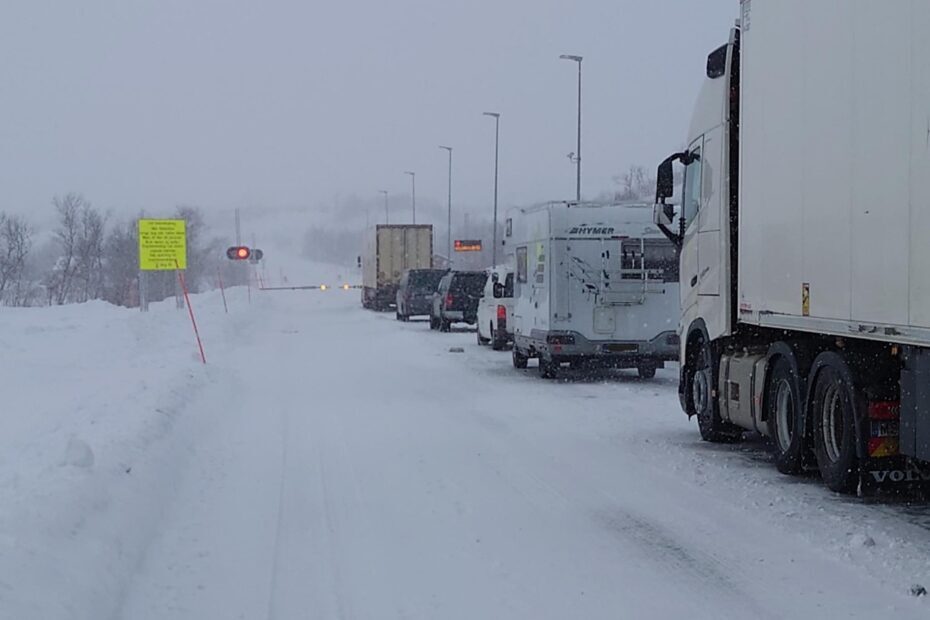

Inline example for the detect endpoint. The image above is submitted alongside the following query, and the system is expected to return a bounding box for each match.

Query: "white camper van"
[505,202,679,379]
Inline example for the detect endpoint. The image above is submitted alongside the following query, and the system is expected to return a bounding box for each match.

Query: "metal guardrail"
[258,284,361,291]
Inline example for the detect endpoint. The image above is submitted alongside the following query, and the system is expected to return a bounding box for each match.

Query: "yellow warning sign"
[139,219,187,271]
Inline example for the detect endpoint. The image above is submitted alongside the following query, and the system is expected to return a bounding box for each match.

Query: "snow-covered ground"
[4,276,930,619]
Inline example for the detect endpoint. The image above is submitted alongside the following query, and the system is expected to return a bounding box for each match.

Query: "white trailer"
[506,202,679,379]
[361,225,433,311]
[655,0,930,492]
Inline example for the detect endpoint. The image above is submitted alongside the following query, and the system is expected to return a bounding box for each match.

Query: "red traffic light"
[226,246,251,260]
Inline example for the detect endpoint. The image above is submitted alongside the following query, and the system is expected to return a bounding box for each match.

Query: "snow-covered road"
[5,285,930,618]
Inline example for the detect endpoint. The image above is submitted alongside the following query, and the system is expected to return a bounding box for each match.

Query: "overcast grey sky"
[0,0,736,221]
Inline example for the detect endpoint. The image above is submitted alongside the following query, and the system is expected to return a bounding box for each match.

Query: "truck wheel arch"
[682,319,711,417]
[763,342,809,422]
[805,350,868,462]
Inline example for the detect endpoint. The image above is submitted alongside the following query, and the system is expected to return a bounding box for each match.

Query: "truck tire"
[429,314,439,330]
[810,352,861,493]
[396,310,403,321]
[512,348,528,369]
[690,336,741,443]
[477,326,490,345]
[538,357,559,379]
[440,319,452,333]
[491,333,507,351]
[765,355,806,475]
[637,363,657,379]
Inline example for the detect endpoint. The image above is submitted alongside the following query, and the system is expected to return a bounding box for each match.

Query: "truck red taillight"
[445,293,454,308]
[867,401,900,458]
[496,305,507,330]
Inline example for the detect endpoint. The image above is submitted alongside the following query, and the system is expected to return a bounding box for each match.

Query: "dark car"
[430,271,488,332]
[396,268,448,321]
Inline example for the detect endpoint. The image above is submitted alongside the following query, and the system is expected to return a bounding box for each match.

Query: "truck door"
[680,137,704,317]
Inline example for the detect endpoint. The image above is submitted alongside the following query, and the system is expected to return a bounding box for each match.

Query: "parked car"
[430,271,487,332]
[476,268,514,350]
[396,268,448,321]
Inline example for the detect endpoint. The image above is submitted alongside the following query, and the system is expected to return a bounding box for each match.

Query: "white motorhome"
[505,202,679,379]
[655,1,930,493]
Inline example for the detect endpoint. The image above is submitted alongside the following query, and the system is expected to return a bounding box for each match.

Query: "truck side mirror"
[655,158,675,203]
[493,282,505,298]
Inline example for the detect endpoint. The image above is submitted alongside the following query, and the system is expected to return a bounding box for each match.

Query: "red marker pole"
[176,260,206,364]
[217,269,228,314]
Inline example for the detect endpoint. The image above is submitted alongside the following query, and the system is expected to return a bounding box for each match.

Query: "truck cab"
[655,28,741,417]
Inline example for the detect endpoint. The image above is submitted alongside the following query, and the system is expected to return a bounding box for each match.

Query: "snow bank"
[0,262,344,619]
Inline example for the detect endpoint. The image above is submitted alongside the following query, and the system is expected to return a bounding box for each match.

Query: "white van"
[476,267,514,350]
[505,202,679,379]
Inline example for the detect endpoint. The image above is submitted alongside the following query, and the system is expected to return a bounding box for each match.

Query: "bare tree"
[614,165,655,202]
[102,218,139,307]
[48,193,86,305]
[74,205,107,302]
[0,213,33,305]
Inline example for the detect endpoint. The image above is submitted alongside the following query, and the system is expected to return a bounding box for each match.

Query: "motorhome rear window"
[620,239,680,282]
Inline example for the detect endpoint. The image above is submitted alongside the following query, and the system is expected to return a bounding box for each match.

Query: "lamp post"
[404,171,416,224]
[378,190,389,224]
[439,146,453,266]
[482,112,500,266]
[560,54,583,204]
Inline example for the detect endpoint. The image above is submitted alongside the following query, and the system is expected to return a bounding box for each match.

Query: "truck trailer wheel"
[512,348,528,369]
[765,355,807,475]
[810,353,861,493]
[690,336,741,443]
[637,363,657,380]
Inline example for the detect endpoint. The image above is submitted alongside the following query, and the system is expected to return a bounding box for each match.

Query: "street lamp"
[404,171,416,224]
[378,190,389,224]
[560,54,583,204]
[439,146,453,266]
[482,111,500,266]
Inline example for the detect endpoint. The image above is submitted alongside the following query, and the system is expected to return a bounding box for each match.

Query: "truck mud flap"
[857,457,930,496]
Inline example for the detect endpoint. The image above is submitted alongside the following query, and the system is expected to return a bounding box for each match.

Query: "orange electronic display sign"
[454,239,482,252]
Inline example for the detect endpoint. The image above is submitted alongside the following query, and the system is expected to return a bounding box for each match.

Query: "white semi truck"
[507,202,679,379]
[655,0,930,492]
[361,225,433,311]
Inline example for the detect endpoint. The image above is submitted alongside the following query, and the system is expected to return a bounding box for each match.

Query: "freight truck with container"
[654,0,930,492]
[361,225,433,311]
